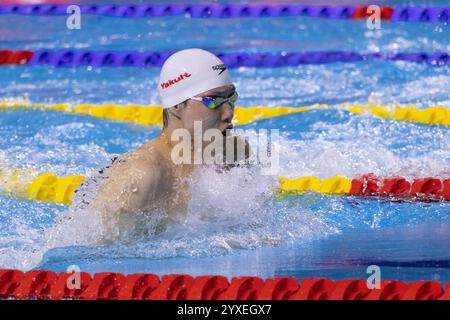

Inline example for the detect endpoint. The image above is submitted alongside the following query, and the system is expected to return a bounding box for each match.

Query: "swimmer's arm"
[224,134,251,162]
[242,137,251,160]
[93,161,161,215]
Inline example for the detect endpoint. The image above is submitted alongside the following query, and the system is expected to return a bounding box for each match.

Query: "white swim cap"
[158,48,233,109]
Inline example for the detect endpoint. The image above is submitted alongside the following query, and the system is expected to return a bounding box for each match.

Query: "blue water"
[0,1,450,283]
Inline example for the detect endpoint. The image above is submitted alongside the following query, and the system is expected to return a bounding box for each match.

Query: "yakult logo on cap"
[160,72,192,89]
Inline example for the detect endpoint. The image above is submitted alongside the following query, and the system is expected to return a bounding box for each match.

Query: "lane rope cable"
[1,49,450,67]
[1,168,449,205]
[0,269,449,300]
[1,98,449,127]
[0,4,449,23]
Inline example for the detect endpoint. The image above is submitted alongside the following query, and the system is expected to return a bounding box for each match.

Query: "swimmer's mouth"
[222,124,233,136]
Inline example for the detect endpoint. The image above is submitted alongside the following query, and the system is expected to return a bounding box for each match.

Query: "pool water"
[0,1,450,283]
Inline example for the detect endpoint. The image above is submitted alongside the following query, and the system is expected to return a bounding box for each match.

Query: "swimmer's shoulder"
[110,143,168,179]
[132,141,173,169]
[108,143,156,168]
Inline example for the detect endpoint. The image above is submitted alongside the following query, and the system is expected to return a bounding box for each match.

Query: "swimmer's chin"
[221,124,233,136]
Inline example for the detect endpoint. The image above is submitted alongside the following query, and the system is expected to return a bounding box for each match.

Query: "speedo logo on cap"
[212,64,226,75]
[160,72,191,89]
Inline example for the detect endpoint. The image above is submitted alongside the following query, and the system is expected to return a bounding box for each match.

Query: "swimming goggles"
[191,92,238,110]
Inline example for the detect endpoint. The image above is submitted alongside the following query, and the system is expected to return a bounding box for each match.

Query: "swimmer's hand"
[221,135,251,169]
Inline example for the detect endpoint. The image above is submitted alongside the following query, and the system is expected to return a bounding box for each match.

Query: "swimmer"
[91,49,250,241]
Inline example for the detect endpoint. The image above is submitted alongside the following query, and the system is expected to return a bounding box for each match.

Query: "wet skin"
[92,85,250,242]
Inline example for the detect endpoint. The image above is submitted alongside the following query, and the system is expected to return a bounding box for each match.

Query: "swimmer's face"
[179,84,236,136]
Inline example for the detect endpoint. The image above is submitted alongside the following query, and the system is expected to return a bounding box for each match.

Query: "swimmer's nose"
[220,103,234,123]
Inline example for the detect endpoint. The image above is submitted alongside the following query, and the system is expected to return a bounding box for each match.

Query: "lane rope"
[278,174,450,201]
[1,168,449,205]
[0,269,448,300]
[1,99,449,127]
[1,49,450,67]
[0,99,316,126]
[2,5,448,298]
[0,4,449,23]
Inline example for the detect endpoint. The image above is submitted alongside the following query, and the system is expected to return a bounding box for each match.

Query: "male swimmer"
[92,49,249,241]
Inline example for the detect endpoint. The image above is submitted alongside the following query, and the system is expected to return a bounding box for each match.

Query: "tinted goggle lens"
[202,92,238,109]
